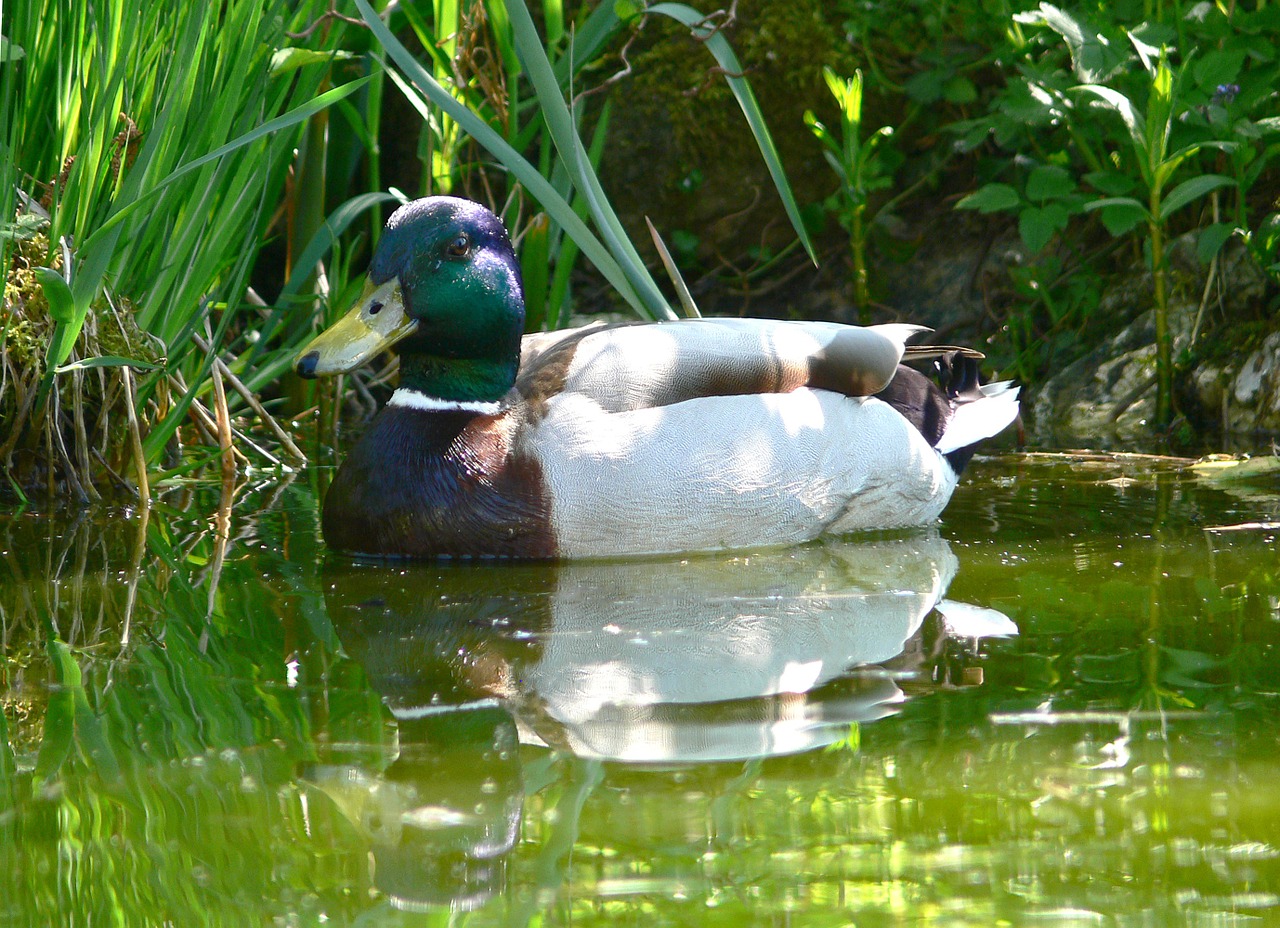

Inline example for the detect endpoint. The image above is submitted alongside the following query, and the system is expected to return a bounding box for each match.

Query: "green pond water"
[1,454,1279,926]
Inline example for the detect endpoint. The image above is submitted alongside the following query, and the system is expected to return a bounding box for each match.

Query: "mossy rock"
[2,231,164,496]
[600,0,853,272]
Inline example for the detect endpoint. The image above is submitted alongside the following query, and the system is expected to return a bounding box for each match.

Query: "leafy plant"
[958,164,1100,379]
[945,1,1280,426]
[382,0,633,326]
[959,163,1085,256]
[805,67,897,324]
[1075,51,1235,428]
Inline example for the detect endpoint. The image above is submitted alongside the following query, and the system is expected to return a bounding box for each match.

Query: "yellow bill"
[295,278,417,378]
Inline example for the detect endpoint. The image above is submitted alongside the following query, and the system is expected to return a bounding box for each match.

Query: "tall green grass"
[356,0,815,324]
[1,0,818,497]
[1,0,367,495]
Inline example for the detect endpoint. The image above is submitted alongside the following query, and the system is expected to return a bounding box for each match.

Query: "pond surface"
[2,454,1279,926]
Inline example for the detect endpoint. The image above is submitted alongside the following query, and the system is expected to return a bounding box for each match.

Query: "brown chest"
[321,407,557,559]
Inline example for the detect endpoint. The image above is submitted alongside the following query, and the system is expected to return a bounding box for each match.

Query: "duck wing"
[515,318,929,415]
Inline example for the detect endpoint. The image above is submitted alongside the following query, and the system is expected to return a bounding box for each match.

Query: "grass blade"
[648,2,818,266]
[79,78,371,256]
[503,0,675,318]
[357,0,670,320]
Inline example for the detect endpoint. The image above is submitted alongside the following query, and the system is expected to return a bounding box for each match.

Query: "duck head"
[294,197,525,403]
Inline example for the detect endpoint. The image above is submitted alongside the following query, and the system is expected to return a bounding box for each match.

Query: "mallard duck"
[295,196,1019,559]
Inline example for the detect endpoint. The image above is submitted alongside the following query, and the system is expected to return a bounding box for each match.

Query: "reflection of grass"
[0,481,383,924]
[4,460,1280,924]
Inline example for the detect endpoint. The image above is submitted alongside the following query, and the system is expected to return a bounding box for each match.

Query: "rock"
[1032,238,1280,445]
[1234,332,1280,405]
[1032,306,1165,444]
[1229,332,1280,424]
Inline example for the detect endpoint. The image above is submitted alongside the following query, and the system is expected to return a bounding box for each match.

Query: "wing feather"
[516,318,927,414]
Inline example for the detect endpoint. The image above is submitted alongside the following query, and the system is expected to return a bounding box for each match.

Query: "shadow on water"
[1,454,1279,925]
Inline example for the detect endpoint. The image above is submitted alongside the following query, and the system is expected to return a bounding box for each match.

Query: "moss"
[1,233,57,371]
[2,230,164,497]
[600,0,854,270]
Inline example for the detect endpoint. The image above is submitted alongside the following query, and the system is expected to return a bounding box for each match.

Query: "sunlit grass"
[0,0,367,496]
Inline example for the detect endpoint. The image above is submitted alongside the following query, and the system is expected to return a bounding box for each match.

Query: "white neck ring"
[387,388,502,415]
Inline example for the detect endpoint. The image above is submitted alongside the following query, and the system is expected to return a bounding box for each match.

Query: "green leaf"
[1034,4,1127,82]
[1256,213,1280,255]
[78,78,371,256]
[1076,84,1147,162]
[279,191,403,304]
[33,267,75,324]
[55,356,163,374]
[1145,56,1175,162]
[904,69,946,104]
[496,0,676,315]
[943,75,978,104]
[1152,146,1200,191]
[1126,35,1157,75]
[1197,223,1237,264]
[1159,174,1235,220]
[521,213,552,332]
[1019,203,1070,252]
[367,20,658,318]
[0,704,15,810]
[34,638,80,782]
[1192,49,1246,92]
[956,122,992,152]
[822,66,864,127]
[0,213,47,241]
[0,35,24,62]
[649,3,818,266]
[1025,165,1075,202]
[1082,195,1146,214]
[72,686,120,782]
[270,47,356,77]
[956,183,1020,213]
[35,267,87,388]
[1099,201,1148,236]
[1083,170,1135,196]
[551,3,628,86]
[997,79,1057,127]
[613,0,642,20]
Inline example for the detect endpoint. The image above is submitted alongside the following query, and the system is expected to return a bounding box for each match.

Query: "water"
[1,454,1278,926]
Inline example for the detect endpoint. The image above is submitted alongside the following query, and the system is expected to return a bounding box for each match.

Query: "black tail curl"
[874,351,992,476]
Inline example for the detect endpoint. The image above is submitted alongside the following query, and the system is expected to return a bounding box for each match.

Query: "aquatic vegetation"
[0,0,364,496]
[3,0,1278,501]
[1,232,163,499]
[1,0,816,498]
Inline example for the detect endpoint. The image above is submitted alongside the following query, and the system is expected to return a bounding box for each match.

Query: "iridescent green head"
[295,197,525,403]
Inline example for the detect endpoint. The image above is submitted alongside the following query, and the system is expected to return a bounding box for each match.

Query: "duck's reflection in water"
[306,532,1014,912]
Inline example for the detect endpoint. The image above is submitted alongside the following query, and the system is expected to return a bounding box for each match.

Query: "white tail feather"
[934,382,1020,454]
[867,323,932,353]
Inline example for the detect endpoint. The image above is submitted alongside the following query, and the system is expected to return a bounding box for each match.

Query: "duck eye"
[446,233,471,258]
[368,300,384,316]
